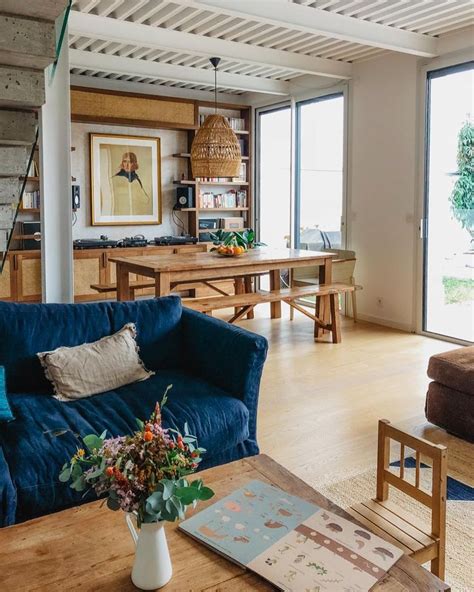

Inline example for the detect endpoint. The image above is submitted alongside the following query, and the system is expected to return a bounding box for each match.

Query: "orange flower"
[144,431,153,442]
[105,467,114,477]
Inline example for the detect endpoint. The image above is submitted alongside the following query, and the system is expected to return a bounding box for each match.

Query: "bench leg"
[269,269,281,319]
[228,305,255,324]
[289,270,294,321]
[234,278,244,316]
[351,289,358,323]
[244,276,255,320]
[329,293,341,343]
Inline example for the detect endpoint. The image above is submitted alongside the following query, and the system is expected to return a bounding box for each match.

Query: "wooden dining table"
[110,247,334,321]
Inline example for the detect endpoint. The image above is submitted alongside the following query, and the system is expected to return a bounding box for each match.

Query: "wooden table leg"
[234,277,244,316]
[155,272,171,298]
[116,263,131,301]
[315,257,332,338]
[269,269,281,319]
[244,276,255,319]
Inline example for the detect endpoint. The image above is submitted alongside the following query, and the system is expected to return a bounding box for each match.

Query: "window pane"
[297,95,344,250]
[424,64,474,342]
[258,107,291,248]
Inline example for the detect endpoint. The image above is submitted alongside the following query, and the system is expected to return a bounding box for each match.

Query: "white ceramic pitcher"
[126,514,173,590]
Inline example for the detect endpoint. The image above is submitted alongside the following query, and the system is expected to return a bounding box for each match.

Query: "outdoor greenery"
[449,120,474,235]
[442,276,474,305]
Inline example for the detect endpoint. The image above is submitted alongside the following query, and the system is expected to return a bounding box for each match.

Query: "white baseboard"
[356,313,414,333]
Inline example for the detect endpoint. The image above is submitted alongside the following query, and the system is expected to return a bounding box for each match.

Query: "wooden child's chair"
[347,420,447,579]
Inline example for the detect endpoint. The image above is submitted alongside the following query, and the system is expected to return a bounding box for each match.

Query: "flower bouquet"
[59,385,214,589]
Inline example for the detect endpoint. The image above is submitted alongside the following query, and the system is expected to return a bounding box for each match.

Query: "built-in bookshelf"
[173,102,252,241]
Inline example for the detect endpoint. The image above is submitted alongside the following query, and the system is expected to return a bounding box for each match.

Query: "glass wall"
[257,106,292,248]
[424,62,474,342]
[296,93,344,250]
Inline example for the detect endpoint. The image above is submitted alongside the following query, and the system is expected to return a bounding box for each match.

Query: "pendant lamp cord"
[214,65,217,114]
[210,57,221,114]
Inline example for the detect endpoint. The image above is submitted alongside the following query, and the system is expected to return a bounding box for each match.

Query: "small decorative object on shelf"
[59,386,214,590]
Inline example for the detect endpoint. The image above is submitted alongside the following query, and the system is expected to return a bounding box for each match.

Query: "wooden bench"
[91,279,156,299]
[185,283,362,343]
[90,274,268,303]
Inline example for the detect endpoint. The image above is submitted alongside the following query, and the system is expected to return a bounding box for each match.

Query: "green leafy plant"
[59,386,214,526]
[449,120,474,236]
[210,228,266,250]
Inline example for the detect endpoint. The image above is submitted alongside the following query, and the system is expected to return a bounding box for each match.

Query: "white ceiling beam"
[70,73,252,104]
[194,0,439,57]
[69,11,352,79]
[69,49,291,94]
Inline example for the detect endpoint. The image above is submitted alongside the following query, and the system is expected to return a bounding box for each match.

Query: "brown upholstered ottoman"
[425,346,474,442]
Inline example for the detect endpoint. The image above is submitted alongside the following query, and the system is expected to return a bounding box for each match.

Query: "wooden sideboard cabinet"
[0,244,232,303]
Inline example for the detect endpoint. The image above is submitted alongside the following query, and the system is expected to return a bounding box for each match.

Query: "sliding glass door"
[295,93,345,250]
[257,105,291,248]
[424,62,473,342]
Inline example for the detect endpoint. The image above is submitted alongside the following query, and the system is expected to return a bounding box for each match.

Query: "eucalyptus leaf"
[58,467,71,482]
[198,486,214,501]
[107,496,121,511]
[83,434,104,453]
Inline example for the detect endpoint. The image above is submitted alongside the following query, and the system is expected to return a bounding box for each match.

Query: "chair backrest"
[293,248,356,282]
[376,419,447,540]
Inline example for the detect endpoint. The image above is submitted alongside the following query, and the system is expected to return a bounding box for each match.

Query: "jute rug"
[314,460,473,592]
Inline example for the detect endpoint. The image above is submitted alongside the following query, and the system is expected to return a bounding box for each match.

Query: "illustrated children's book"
[179,480,404,591]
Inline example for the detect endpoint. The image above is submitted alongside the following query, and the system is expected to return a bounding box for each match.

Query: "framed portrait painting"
[90,133,162,225]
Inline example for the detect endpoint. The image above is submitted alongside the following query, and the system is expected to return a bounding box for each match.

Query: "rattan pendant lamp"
[191,57,241,179]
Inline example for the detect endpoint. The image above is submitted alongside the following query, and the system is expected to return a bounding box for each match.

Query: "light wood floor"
[218,306,473,489]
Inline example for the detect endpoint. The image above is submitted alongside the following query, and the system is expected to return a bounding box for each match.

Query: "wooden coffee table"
[0,455,449,591]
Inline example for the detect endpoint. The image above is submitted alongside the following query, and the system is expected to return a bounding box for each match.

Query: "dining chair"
[290,248,357,321]
[347,420,447,580]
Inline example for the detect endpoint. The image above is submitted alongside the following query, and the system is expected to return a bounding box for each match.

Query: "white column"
[40,23,73,303]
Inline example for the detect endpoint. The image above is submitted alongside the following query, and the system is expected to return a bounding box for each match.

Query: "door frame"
[415,54,474,345]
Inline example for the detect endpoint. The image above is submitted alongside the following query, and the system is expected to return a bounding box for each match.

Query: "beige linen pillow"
[37,323,154,401]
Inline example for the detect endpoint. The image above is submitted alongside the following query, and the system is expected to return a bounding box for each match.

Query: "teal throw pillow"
[0,366,14,422]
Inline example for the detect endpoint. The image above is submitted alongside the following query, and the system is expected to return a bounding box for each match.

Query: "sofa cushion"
[38,323,153,401]
[0,371,249,523]
[427,346,474,396]
[0,297,183,393]
[426,381,474,442]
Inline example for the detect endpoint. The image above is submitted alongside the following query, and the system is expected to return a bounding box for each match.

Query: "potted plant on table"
[210,228,266,256]
[59,386,214,590]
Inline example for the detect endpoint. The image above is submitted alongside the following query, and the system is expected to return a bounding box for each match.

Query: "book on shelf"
[179,480,404,592]
[27,159,39,178]
[199,114,246,131]
[22,190,40,209]
[199,189,247,209]
[232,162,247,182]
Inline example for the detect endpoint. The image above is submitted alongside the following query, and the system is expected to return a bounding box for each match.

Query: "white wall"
[70,122,189,240]
[347,52,420,332]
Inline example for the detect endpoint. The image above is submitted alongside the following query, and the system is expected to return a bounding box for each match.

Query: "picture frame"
[90,133,162,226]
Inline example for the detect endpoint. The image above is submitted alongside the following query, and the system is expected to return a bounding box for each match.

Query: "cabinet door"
[0,256,13,300]
[74,252,105,302]
[17,253,41,302]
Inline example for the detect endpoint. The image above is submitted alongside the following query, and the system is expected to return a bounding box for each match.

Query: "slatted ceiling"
[69,0,472,94]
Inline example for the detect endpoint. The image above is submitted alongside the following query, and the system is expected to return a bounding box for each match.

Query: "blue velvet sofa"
[0,296,268,526]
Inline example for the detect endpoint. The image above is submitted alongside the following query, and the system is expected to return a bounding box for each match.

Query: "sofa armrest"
[0,445,16,527]
[181,308,268,437]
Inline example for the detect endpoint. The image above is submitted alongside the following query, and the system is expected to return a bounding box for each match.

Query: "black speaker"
[22,221,41,250]
[175,186,194,209]
[72,185,80,210]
